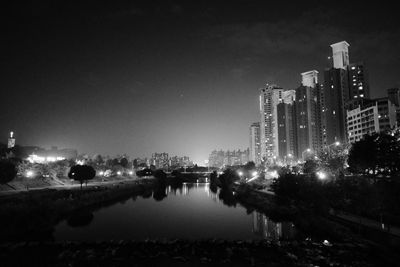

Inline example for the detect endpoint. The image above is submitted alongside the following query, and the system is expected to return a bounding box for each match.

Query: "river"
[55,183,296,241]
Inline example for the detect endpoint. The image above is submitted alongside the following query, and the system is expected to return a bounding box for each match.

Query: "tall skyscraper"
[249,122,261,165]
[294,71,322,159]
[277,102,296,161]
[259,84,284,163]
[323,41,371,146]
[322,41,353,146]
[323,67,349,145]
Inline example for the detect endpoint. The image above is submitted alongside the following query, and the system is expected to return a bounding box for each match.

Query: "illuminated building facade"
[208,149,249,168]
[347,97,397,144]
[249,122,261,165]
[348,62,370,100]
[151,152,169,169]
[7,131,15,149]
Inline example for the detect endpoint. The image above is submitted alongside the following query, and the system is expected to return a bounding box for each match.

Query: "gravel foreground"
[0,239,396,267]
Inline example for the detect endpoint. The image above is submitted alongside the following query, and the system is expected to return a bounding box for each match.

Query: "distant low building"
[208,149,249,168]
[169,156,193,168]
[151,152,169,169]
[27,146,78,163]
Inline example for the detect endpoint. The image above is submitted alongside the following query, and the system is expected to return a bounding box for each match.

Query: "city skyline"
[2,1,399,164]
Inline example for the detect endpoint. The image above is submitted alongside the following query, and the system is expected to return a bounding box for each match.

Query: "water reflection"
[252,212,296,241]
[169,183,296,241]
[55,183,297,241]
[67,211,94,228]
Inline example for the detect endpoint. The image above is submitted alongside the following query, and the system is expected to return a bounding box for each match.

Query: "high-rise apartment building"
[322,41,353,146]
[323,41,371,146]
[249,122,261,165]
[277,102,296,161]
[259,84,284,163]
[323,67,349,145]
[294,71,322,159]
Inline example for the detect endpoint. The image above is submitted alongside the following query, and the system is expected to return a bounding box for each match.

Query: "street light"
[317,171,327,180]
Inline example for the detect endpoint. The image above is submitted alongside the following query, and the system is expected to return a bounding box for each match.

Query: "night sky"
[2,1,399,164]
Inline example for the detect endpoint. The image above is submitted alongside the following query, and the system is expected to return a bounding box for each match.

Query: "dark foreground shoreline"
[0,239,393,267]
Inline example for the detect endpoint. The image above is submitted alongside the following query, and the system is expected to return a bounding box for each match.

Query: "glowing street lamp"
[99,171,104,176]
[129,171,133,175]
[335,141,340,146]
[317,171,327,180]
[252,171,258,177]
[238,171,243,176]
[26,170,34,178]
[117,171,122,176]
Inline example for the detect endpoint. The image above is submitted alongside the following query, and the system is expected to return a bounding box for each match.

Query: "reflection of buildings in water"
[204,183,210,196]
[164,184,191,196]
[206,186,220,203]
[252,212,295,241]
[181,183,190,196]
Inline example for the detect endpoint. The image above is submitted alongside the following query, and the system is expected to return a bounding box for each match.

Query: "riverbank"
[0,178,155,241]
[0,239,392,267]
[0,174,142,194]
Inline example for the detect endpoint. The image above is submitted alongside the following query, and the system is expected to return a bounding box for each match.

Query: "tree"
[0,160,17,184]
[303,159,319,175]
[218,169,239,189]
[375,132,400,175]
[243,161,256,171]
[348,134,378,175]
[68,165,96,189]
[120,157,129,168]
[93,154,104,166]
[112,158,120,166]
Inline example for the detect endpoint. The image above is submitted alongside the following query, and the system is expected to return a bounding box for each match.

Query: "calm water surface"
[55,183,295,241]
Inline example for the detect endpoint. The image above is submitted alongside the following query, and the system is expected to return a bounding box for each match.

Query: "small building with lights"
[347,97,397,144]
